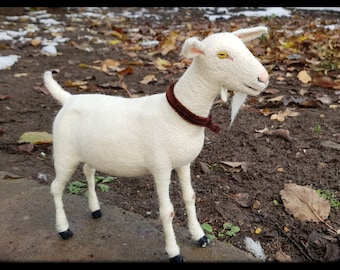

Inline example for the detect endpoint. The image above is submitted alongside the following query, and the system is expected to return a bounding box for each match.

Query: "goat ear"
[232,26,268,43]
[180,37,204,59]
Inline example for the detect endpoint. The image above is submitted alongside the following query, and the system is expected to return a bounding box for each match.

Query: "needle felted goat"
[44,26,269,263]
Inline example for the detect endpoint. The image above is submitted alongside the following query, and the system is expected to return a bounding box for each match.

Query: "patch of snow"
[0,55,20,70]
[41,45,57,56]
[244,237,267,261]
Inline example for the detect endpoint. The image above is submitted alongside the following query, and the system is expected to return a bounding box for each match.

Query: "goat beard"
[220,88,247,127]
[230,91,247,127]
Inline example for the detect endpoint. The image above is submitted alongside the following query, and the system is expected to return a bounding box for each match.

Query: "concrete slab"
[0,171,259,263]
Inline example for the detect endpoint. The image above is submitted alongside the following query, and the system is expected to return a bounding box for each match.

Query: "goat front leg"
[176,164,209,247]
[153,170,184,263]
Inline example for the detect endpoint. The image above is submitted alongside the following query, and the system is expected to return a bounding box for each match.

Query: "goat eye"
[217,52,228,59]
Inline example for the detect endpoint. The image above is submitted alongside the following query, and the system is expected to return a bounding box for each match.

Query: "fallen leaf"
[13,73,28,77]
[33,86,50,95]
[316,94,332,105]
[108,39,121,46]
[117,66,134,76]
[198,161,211,174]
[17,143,35,153]
[160,31,178,56]
[100,58,120,72]
[153,57,172,71]
[312,76,340,89]
[267,95,284,102]
[299,99,320,108]
[64,79,88,87]
[0,171,23,180]
[18,131,52,144]
[228,193,252,207]
[277,167,285,172]
[30,38,41,46]
[69,40,94,52]
[321,140,340,150]
[275,250,293,262]
[255,126,292,141]
[308,231,340,262]
[297,70,312,84]
[220,161,248,172]
[270,108,300,122]
[140,74,157,85]
[279,183,330,222]
[220,161,243,168]
[0,94,12,100]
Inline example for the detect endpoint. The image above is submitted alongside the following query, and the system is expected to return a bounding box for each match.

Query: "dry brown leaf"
[267,95,284,102]
[274,250,293,262]
[271,111,286,122]
[297,70,312,84]
[316,94,332,105]
[255,126,292,141]
[140,74,157,85]
[220,161,248,172]
[220,161,243,168]
[0,171,23,180]
[160,31,178,56]
[321,140,340,150]
[117,66,134,76]
[270,108,300,122]
[228,193,252,207]
[312,76,340,89]
[64,79,88,87]
[17,143,34,153]
[100,58,120,72]
[0,94,12,100]
[279,183,330,222]
[198,161,211,174]
[299,99,320,108]
[30,38,41,46]
[153,57,172,71]
[263,88,280,94]
[69,40,94,52]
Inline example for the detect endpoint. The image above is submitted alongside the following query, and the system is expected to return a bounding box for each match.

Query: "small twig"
[275,222,314,262]
[118,75,137,98]
[308,204,338,235]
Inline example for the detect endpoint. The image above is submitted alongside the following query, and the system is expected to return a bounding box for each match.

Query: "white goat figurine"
[44,26,269,262]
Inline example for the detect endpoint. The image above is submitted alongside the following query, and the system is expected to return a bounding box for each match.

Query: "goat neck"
[172,63,221,118]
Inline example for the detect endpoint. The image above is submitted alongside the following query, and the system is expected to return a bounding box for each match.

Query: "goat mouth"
[245,85,262,95]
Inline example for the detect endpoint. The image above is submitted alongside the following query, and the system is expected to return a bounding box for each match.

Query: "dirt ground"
[0,7,339,263]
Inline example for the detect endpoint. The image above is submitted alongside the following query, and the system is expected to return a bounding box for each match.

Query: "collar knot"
[166,82,221,134]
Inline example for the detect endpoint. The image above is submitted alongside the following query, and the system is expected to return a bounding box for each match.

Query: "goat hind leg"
[51,160,79,239]
[83,163,102,219]
[176,164,209,247]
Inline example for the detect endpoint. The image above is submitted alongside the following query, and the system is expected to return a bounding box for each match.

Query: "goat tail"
[43,71,71,105]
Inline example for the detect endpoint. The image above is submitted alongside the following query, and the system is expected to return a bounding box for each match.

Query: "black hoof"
[59,229,73,239]
[92,209,102,219]
[197,235,210,247]
[169,254,184,263]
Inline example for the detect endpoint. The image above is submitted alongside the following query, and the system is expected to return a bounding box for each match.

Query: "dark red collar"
[165,81,221,134]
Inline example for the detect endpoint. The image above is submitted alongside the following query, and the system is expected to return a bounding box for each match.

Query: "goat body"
[44,26,269,262]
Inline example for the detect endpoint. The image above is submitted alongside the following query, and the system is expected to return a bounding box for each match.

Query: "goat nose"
[258,71,269,85]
